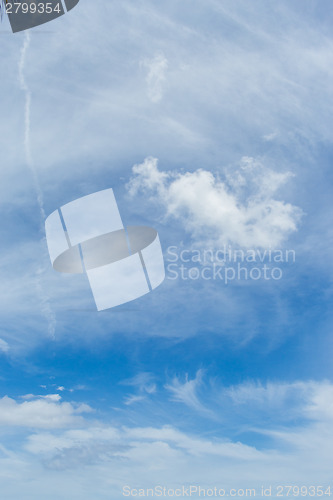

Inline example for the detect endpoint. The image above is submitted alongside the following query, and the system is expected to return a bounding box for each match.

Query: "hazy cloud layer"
[1,379,333,498]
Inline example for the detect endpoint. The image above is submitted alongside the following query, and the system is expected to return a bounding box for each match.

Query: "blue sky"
[1,0,333,498]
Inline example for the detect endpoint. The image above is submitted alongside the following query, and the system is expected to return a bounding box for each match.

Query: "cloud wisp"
[165,369,214,416]
[18,32,56,339]
[121,372,157,406]
[142,54,168,103]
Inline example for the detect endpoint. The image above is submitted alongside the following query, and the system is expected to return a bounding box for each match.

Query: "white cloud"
[25,426,120,456]
[121,372,156,394]
[263,132,279,142]
[223,380,333,420]
[0,339,9,353]
[0,396,92,429]
[23,422,263,478]
[15,409,333,495]
[302,382,333,421]
[121,372,157,405]
[224,380,305,407]
[0,1,332,494]
[20,394,62,402]
[163,376,333,429]
[142,54,168,103]
[1,0,333,197]
[1,382,333,497]
[0,0,331,352]
[124,395,146,406]
[127,156,302,248]
[165,369,212,415]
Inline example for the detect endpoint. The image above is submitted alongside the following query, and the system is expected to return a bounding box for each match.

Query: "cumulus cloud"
[142,54,168,103]
[0,396,92,429]
[127,157,302,248]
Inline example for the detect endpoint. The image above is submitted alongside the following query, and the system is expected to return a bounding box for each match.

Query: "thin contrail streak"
[18,31,46,219]
[19,31,56,338]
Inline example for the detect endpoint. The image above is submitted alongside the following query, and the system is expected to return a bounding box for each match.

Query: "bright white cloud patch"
[127,157,302,248]
[0,396,92,429]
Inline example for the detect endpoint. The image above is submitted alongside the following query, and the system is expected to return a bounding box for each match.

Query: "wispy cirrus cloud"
[165,369,213,416]
[0,1,332,497]
[121,372,157,405]
[222,379,333,423]
[0,339,9,353]
[142,54,168,103]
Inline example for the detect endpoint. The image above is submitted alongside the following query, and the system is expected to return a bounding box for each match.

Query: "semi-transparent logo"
[45,188,165,311]
[2,0,80,33]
